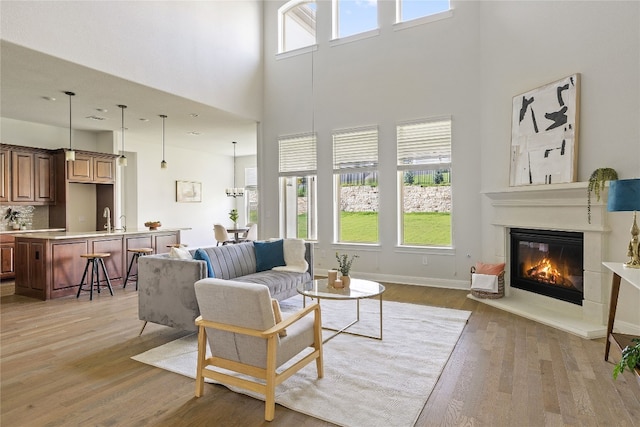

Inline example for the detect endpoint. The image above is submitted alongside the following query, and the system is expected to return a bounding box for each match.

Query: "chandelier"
[226,141,244,198]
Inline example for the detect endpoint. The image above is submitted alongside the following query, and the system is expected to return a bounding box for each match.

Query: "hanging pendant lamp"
[160,114,168,169]
[64,91,76,161]
[225,141,244,197]
[118,104,128,166]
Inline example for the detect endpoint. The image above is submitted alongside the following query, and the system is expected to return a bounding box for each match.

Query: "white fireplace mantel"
[474,182,610,339]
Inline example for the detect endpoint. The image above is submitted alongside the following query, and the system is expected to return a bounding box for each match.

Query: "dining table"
[226,227,249,243]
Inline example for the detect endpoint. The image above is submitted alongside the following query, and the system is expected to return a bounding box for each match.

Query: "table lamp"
[607,178,640,268]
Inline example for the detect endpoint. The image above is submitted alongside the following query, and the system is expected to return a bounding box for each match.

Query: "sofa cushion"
[235,269,311,297]
[169,246,192,259]
[254,239,286,272]
[194,248,215,278]
[273,238,308,273]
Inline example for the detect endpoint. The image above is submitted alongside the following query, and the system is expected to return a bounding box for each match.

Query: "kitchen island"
[14,228,187,300]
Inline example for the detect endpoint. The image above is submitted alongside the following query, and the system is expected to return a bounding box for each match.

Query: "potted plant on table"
[613,338,640,380]
[335,252,358,287]
[587,168,618,224]
[4,208,21,230]
[229,209,239,228]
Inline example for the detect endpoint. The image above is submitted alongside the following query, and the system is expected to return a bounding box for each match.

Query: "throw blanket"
[273,238,308,273]
[471,273,498,293]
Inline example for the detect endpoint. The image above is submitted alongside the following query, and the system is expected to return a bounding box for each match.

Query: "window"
[396,0,450,23]
[333,126,378,243]
[397,118,452,246]
[279,133,317,240]
[333,0,378,39]
[244,167,258,225]
[279,1,317,53]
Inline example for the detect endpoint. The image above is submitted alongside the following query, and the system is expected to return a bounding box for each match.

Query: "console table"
[603,262,640,385]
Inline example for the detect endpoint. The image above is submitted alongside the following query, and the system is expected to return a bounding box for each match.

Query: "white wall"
[0,0,264,121]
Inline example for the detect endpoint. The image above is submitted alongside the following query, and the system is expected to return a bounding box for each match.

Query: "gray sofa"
[137,241,313,331]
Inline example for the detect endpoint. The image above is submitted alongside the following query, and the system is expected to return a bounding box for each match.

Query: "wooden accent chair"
[213,224,234,245]
[194,279,323,421]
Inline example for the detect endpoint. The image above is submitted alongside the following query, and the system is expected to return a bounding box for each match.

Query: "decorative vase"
[341,275,350,288]
[12,223,20,230]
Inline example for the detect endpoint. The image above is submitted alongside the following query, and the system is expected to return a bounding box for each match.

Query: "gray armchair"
[194,278,323,421]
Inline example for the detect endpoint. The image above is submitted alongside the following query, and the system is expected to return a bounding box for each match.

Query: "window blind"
[333,126,378,171]
[397,119,451,170]
[278,133,317,175]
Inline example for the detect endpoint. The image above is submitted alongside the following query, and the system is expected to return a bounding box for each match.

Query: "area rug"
[132,297,471,427]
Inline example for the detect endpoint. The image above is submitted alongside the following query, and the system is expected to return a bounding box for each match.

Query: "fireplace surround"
[480,182,609,338]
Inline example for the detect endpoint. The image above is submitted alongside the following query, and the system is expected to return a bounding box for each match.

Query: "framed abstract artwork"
[509,74,580,186]
[176,180,202,202]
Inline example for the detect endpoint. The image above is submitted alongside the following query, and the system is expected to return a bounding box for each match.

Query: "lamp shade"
[607,178,640,212]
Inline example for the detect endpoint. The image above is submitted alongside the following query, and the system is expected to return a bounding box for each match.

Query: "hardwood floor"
[2,282,639,426]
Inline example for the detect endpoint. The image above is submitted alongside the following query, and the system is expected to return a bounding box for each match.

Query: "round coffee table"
[297,278,385,342]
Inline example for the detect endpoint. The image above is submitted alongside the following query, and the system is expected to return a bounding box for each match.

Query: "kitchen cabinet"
[0,234,16,280]
[0,145,55,205]
[67,152,115,184]
[0,149,8,203]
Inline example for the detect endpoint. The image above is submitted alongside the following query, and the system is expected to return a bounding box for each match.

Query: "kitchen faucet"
[103,207,112,232]
[119,214,127,232]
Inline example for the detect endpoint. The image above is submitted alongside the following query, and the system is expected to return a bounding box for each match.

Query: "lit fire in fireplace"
[525,258,574,288]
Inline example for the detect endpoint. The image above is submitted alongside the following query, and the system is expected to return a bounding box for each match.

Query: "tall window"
[396,0,450,23]
[333,126,379,243]
[279,133,317,240]
[279,1,317,53]
[397,118,452,246]
[333,0,378,39]
[244,167,258,225]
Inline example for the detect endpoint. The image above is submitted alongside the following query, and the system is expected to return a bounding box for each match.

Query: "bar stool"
[76,253,114,300]
[124,248,154,290]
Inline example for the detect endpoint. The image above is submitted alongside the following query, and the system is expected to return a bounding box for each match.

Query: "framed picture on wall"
[176,180,202,202]
[509,73,580,186]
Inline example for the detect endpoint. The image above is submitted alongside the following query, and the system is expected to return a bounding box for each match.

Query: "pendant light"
[64,91,76,161]
[225,141,244,197]
[160,114,168,169]
[117,104,128,166]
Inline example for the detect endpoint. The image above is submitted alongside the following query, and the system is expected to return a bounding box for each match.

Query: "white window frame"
[333,125,379,244]
[397,117,452,247]
[394,0,453,31]
[278,0,317,54]
[278,132,318,240]
[332,0,380,41]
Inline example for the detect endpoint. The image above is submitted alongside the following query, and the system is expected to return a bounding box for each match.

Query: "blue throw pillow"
[194,248,215,278]
[254,239,286,272]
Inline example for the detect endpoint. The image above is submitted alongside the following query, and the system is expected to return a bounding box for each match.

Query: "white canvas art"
[510,74,580,186]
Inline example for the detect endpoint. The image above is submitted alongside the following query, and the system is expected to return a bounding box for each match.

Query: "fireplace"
[510,228,584,305]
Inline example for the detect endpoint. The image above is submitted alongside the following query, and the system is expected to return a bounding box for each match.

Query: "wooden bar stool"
[76,253,114,300]
[124,248,153,290]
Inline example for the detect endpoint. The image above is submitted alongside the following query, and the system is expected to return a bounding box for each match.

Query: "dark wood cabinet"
[14,239,46,299]
[67,153,115,184]
[1,145,56,205]
[94,157,115,183]
[0,149,9,203]
[11,150,35,202]
[0,234,16,280]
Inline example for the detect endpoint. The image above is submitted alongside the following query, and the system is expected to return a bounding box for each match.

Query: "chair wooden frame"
[194,302,323,421]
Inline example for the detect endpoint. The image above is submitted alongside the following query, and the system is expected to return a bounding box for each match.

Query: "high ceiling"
[0,42,257,157]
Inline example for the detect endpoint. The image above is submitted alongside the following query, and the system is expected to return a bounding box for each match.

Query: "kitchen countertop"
[1,228,65,235]
[11,228,190,240]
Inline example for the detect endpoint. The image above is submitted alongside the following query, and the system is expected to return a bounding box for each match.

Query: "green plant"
[587,168,618,224]
[229,209,239,224]
[613,338,640,380]
[4,208,19,224]
[335,252,359,276]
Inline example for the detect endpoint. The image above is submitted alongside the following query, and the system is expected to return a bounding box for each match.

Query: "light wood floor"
[1,282,639,426]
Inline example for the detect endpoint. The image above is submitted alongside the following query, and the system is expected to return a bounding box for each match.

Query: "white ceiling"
[0,42,258,157]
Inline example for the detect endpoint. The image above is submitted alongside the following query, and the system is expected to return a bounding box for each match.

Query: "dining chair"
[194,279,323,421]
[238,222,257,242]
[213,224,234,246]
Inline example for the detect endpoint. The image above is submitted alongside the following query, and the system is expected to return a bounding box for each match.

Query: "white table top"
[297,278,385,300]
[602,262,640,290]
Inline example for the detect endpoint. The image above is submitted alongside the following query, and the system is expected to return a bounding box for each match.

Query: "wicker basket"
[470,266,505,299]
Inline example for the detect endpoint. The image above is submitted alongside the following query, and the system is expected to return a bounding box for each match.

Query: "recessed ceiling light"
[96,108,108,113]
[86,115,107,121]
[187,131,201,136]
[139,118,149,122]
[189,113,199,118]
[42,96,56,101]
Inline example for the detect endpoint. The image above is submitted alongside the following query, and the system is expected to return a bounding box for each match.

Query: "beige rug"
[132,297,471,427]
